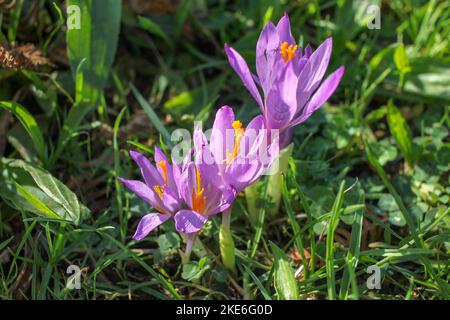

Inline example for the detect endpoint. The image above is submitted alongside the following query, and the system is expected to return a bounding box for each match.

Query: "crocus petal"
[240,115,265,157]
[210,106,234,168]
[225,44,264,112]
[171,156,182,198]
[118,178,165,211]
[276,13,296,45]
[179,162,196,208]
[133,213,170,240]
[295,37,333,113]
[304,44,312,58]
[129,150,163,187]
[225,158,262,193]
[289,66,344,128]
[265,62,298,129]
[256,21,279,92]
[174,210,208,234]
[161,186,181,214]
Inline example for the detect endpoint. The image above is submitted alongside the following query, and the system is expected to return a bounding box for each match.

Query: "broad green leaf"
[0,158,90,225]
[66,0,121,104]
[387,100,415,167]
[55,0,121,163]
[270,241,299,300]
[14,182,60,219]
[0,101,47,162]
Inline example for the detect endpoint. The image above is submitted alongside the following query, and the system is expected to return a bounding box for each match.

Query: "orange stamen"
[226,120,245,165]
[279,41,298,62]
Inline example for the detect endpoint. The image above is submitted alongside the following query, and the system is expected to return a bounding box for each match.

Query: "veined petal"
[295,37,333,114]
[276,13,296,45]
[225,44,264,112]
[133,213,170,240]
[210,106,234,168]
[289,66,344,128]
[265,62,298,129]
[240,115,265,157]
[129,150,163,187]
[179,162,196,208]
[174,210,208,234]
[161,186,181,214]
[256,21,279,92]
[225,158,262,193]
[118,178,165,212]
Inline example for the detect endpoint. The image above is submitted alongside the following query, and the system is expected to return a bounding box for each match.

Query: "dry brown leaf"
[0,42,54,70]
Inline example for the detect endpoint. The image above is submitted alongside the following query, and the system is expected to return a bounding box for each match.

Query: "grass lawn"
[0,0,448,300]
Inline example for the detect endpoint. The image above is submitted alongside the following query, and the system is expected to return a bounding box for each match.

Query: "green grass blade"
[130,84,173,148]
[326,180,346,300]
[0,101,47,163]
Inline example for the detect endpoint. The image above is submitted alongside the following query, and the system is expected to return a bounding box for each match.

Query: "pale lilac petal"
[161,186,181,214]
[174,210,208,234]
[210,106,234,168]
[118,178,164,211]
[179,162,196,208]
[225,44,264,112]
[225,159,262,193]
[256,21,279,91]
[295,37,333,113]
[196,146,225,189]
[265,62,298,129]
[289,66,344,128]
[240,115,265,157]
[133,213,170,240]
[129,150,163,187]
[276,13,295,44]
[304,44,312,58]
[171,156,182,198]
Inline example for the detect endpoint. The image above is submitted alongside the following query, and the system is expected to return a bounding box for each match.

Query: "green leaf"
[0,158,90,225]
[326,180,346,300]
[339,185,364,300]
[130,84,173,148]
[387,100,415,167]
[270,241,299,300]
[66,0,121,104]
[138,16,173,47]
[394,44,412,74]
[55,0,121,163]
[0,101,47,163]
[14,182,60,219]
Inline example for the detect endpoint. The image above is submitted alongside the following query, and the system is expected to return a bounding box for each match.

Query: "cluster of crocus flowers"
[119,13,343,266]
[225,13,344,149]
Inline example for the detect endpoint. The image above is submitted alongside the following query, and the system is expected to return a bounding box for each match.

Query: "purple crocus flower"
[193,105,278,198]
[118,147,182,240]
[173,159,235,234]
[224,13,344,148]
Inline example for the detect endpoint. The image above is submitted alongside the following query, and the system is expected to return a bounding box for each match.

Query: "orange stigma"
[157,160,168,186]
[191,166,206,214]
[226,120,245,164]
[280,41,298,62]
